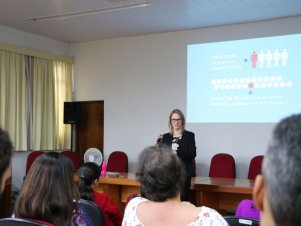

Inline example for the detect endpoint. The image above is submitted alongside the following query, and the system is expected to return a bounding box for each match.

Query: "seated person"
[253,113,301,226]
[0,128,13,197]
[14,152,88,226]
[122,144,228,226]
[77,162,122,226]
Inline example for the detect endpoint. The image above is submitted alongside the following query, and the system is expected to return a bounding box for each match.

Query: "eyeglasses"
[171,118,182,122]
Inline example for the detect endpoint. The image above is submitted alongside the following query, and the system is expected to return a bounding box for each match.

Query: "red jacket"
[93,191,122,226]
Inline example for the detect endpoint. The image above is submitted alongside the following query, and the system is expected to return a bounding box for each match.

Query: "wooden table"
[191,177,254,214]
[95,173,140,213]
[95,173,254,215]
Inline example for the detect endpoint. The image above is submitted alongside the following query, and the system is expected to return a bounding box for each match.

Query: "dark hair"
[136,144,185,201]
[14,152,79,226]
[77,162,100,201]
[262,113,301,226]
[0,128,13,192]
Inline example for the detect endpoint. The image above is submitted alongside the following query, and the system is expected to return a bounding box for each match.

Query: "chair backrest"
[25,151,44,175]
[61,150,80,171]
[106,151,128,173]
[78,199,105,226]
[125,193,140,209]
[209,153,236,178]
[224,216,260,226]
[248,155,264,180]
[0,218,49,226]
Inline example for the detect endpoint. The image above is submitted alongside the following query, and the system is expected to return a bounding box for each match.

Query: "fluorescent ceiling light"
[26,1,149,22]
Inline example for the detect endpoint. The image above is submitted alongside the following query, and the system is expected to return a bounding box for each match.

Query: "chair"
[25,151,44,175]
[248,155,264,180]
[106,151,128,172]
[224,216,260,226]
[78,199,105,226]
[0,218,49,226]
[125,193,140,209]
[209,153,236,178]
[61,150,80,171]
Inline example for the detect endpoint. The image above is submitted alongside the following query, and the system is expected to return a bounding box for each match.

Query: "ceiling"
[1,0,301,43]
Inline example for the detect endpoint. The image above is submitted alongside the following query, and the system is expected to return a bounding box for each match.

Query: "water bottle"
[101,161,107,176]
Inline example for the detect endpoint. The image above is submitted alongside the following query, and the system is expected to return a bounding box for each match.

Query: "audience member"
[122,144,228,226]
[14,152,82,226]
[0,128,13,196]
[161,109,197,201]
[77,162,122,226]
[253,113,301,226]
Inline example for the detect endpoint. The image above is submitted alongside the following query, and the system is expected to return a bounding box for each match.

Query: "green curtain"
[0,49,72,151]
[32,57,55,150]
[53,60,72,149]
[0,50,27,150]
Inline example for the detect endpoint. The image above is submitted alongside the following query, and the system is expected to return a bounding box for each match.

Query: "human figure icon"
[258,50,265,68]
[266,50,272,68]
[281,49,288,67]
[273,49,280,67]
[251,51,258,69]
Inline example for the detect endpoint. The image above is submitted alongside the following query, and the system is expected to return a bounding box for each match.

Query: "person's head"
[0,128,13,195]
[253,113,301,226]
[168,109,186,134]
[14,152,79,226]
[136,144,185,201]
[77,162,100,201]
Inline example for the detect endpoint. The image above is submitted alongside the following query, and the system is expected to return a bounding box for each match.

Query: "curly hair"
[136,144,185,201]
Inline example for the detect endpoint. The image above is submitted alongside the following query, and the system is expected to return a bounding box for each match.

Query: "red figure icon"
[251,51,258,69]
[249,82,254,95]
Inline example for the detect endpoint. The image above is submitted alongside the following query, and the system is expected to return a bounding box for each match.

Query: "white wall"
[0,24,70,56]
[71,16,301,178]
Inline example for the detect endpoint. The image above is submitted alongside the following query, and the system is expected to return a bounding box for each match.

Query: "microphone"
[156,134,163,144]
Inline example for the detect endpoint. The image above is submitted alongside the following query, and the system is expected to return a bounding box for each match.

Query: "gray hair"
[136,144,185,201]
[262,114,301,226]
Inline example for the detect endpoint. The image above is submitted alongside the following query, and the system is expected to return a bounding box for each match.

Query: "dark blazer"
[162,130,196,177]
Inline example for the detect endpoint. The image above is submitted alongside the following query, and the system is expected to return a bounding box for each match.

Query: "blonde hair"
[168,109,185,134]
